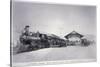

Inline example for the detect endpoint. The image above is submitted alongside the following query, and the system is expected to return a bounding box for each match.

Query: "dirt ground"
[12,44,96,64]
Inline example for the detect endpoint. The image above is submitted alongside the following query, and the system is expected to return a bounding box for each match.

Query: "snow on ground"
[13,45,96,63]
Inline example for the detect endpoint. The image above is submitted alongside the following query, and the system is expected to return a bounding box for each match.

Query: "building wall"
[68,37,81,41]
[67,37,82,46]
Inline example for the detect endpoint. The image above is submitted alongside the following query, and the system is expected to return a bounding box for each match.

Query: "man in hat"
[22,25,30,36]
[20,25,32,45]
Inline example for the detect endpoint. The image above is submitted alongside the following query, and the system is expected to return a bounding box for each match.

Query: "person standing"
[20,25,32,45]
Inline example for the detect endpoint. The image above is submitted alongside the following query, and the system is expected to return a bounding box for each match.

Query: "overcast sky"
[12,1,96,42]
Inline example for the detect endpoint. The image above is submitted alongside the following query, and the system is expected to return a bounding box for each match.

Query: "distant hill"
[82,34,96,41]
[47,34,61,39]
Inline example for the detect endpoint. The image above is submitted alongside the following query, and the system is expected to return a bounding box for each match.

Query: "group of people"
[48,38,66,47]
[18,25,67,52]
[17,25,91,53]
